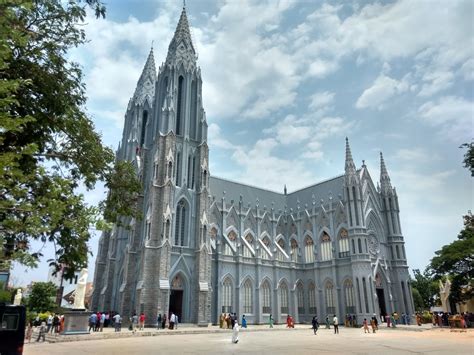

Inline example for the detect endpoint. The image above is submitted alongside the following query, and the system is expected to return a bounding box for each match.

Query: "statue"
[13,289,22,306]
[73,268,88,309]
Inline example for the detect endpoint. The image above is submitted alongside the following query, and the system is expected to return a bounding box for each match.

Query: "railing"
[339,251,350,258]
[326,307,336,315]
[298,307,305,314]
[309,307,317,314]
[262,306,271,314]
[280,307,289,314]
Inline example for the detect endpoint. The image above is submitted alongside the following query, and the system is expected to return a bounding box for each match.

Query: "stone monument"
[13,289,22,305]
[63,268,91,335]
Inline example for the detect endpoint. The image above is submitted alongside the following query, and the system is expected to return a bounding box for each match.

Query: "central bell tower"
[136,6,211,326]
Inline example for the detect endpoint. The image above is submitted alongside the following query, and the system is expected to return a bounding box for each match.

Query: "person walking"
[175,314,179,329]
[370,317,376,333]
[131,313,138,333]
[333,314,339,334]
[269,314,274,328]
[325,316,330,329]
[241,314,247,328]
[36,321,46,342]
[46,314,53,334]
[26,321,33,343]
[52,314,59,334]
[169,312,176,330]
[231,320,239,344]
[312,316,319,335]
[113,313,121,332]
[157,314,162,329]
[161,314,167,329]
[88,313,97,333]
[372,314,379,330]
[100,312,106,332]
[139,313,146,330]
[231,313,236,329]
[219,313,224,329]
[363,318,370,333]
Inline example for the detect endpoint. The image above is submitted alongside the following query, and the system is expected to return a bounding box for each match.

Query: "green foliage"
[428,212,474,304]
[411,287,424,312]
[27,282,57,313]
[460,141,473,177]
[0,0,140,279]
[410,269,439,310]
[101,160,142,227]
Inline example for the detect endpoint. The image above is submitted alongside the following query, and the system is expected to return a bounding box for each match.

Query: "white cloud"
[356,74,409,110]
[207,123,238,150]
[309,91,335,110]
[418,96,473,141]
[231,138,314,191]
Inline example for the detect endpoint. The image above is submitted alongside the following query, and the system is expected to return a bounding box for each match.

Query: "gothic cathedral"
[91,8,415,326]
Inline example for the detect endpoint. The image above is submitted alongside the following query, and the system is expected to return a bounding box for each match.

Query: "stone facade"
[91,8,415,325]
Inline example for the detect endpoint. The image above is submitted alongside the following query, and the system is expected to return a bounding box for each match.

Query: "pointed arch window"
[396,245,400,259]
[176,76,184,135]
[261,280,271,314]
[260,237,271,260]
[304,236,314,263]
[358,238,362,253]
[243,279,253,314]
[243,234,253,258]
[338,229,350,258]
[174,200,187,246]
[140,110,148,146]
[321,232,332,261]
[297,283,304,314]
[325,281,335,315]
[223,231,236,255]
[309,282,317,314]
[277,239,285,261]
[344,279,355,314]
[362,277,369,313]
[175,152,181,186]
[291,239,298,262]
[222,278,233,313]
[187,155,192,188]
[209,227,217,251]
[190,79,197,139]
[280,283,289,314]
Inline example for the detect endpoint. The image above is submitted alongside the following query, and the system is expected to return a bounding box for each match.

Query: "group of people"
[155,312,179,330]
[429,311,472,328]
[362,316,379,334]
[29,313,65,342]
[219,313,241,329]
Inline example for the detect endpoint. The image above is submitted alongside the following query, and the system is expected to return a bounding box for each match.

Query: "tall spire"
[133,46,156,106]
[344,137,359,185]
[380,152,393,194]
[166,7,196,66]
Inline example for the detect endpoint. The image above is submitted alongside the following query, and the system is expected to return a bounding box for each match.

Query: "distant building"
[92,7,414,325]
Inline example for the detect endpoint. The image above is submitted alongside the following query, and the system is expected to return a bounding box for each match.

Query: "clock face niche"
[368,234,380,256]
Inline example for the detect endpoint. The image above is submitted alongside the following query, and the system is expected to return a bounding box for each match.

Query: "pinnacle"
[166,7,196,64]
[345,137,356,175]
[380,152,392,193]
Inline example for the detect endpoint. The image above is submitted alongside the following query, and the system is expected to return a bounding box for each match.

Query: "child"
[363,318,370,333]
[370,318,376,333]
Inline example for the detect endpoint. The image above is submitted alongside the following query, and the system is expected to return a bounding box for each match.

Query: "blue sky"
[11,0,473,286]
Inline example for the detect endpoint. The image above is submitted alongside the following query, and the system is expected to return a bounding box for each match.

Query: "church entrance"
[169,290,183,321]
[376,288,387,319]
[169,274,184,322]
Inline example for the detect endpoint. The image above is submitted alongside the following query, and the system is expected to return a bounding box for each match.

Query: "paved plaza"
[24,326,473,354]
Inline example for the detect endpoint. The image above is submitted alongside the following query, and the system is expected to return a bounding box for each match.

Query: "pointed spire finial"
[380,152,392,194]
[166,4,196,64]
[345,137,356,175]
[284,184,287,195]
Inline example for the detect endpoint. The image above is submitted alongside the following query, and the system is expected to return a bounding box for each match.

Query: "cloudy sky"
[12,0,473,285]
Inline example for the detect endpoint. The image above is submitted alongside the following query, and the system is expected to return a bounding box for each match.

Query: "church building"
[91,7,415,325]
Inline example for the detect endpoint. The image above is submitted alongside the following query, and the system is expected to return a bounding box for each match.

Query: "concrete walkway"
[33,323,435,344]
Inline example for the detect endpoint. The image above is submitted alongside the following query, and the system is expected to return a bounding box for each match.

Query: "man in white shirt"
[47,314,53,333]
[333,315,339,334]
[169,312,176,330]
[113,313,122,332]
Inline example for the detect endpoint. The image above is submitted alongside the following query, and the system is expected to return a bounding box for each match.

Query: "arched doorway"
[375,273,387,320]
[169,274,184,322]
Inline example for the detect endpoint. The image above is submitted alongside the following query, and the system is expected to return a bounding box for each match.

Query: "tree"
[460,141,474,177]
[411,287,424,312]
[0,0,140,279]
[0,282,14,303]
[27,282,57,313]
[410,269,438,310]
[428,212,474,304]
